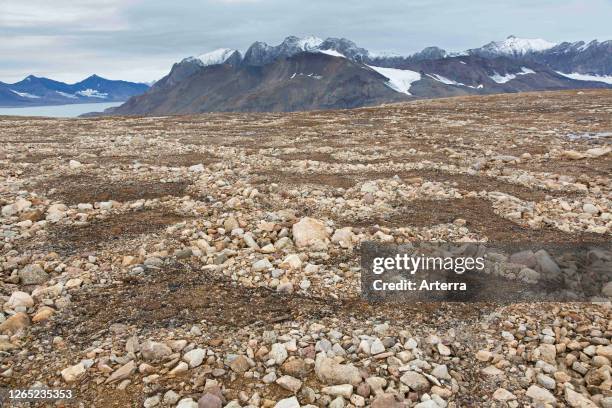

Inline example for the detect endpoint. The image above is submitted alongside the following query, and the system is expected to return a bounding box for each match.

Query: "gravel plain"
[0,90,611,407]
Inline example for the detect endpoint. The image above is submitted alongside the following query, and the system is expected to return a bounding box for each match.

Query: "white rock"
[331,227,354,248]
[315,356,361,385]
[322,384,353,398]
[493,388,516,401]
[274,396,300,408]
[565,388,597,408]
[252,258,273,272]
[269,343,288,365]
[526,385,556,404]
[292,217,329,248]
[276,375,303,393]
[183,348,206,368]
[6,291,34,309]
[61,362,86,383]
[68,160,82,169]
[188,164,205,172]
[176,398,198,408]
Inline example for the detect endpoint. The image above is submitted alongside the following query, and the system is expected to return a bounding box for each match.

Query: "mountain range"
[0,75,149,107]
[105,35,611,115]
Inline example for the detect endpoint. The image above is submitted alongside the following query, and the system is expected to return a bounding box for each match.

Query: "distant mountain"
[467,36,612,78]
[109,52,410,115]
[97,34,611,116]
[468,35,557,57]
[0,75,149,107]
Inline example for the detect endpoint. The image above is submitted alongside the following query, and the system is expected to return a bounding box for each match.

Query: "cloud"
[0,0,133,30]
[0,0,610,83]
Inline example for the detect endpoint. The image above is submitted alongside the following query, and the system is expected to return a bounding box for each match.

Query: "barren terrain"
[1,90,611,407]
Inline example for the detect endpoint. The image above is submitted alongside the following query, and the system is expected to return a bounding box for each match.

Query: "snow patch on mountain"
[76,89,108,98]
[189,49,238,67]
[477,36,557,56]
[318,49,345,58]
[296,36,324,50]
[555,71,612,84]
[368,66,421,95]
[427,74,483,89]
[490,67,536,83]
[11,90,40,98]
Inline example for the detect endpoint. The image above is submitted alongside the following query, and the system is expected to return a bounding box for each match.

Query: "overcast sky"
[1,0,611,83]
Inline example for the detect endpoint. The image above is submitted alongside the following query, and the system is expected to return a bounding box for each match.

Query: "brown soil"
[58,262,490,342]
[348,198,608,244]
[46,210,186,254]
[43,175,190,205]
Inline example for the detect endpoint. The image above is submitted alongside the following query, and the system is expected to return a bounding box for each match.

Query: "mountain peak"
[471,36,557,56]
[188,48,241,67]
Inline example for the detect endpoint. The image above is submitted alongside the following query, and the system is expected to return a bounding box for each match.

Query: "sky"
[1,0,611,84]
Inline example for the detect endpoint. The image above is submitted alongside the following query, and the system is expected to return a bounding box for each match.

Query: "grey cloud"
[1,0,610,83]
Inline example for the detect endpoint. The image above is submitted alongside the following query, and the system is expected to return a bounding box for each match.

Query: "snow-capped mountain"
[185,48,242,67]
[0,74,149,107]
[468,35,557,57]
[93,34,610,116]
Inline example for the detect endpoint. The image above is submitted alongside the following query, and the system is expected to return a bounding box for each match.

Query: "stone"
[583,203,599,215]
[415,401,439,408]
[475,350,492,362]
[183,348,206,368]
[586,146,611,157]
[18,264,49,285]
[493,388,516,401]
[105,360,136,384]
[280,254,302,269]
[229,355,250,373]
[370,338,385,355]
[276,375,303,393]
[371,394,404,408]
[526,385,556,404]
[177,398,198,408]
[269,343,288,365]
[169,361,189,375]
[141,340,172,361]
[596,345,612,359]
[437,343,451,356]
[537,373,556,390]
[163,390,180,405]
[252,258,273,271]
[281,358,309,378]
[0,312,30,335]
[144,395,160,408]
[481,365,504,376]
[561,150,585,160]
[198,393,222,408]
[61,362,86,383]
[565,388,597,408]
[292,217,329,248]
[32,306,55,323]
[534,344,557,364]
[432,364,451,380]
[400,371,430,391]
[69,160,82,169]
[331,227,354,248]
[534,250,561,279]
[274,396,300,408]
[6,291,34,309]
[322,384,353,398]
[189,164,205,172]
[315,356,361,385]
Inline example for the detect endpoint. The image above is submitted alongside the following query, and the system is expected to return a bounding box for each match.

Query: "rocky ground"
[0,90,611,407]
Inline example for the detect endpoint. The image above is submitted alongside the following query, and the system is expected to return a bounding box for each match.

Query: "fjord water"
[0,101,123,118]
